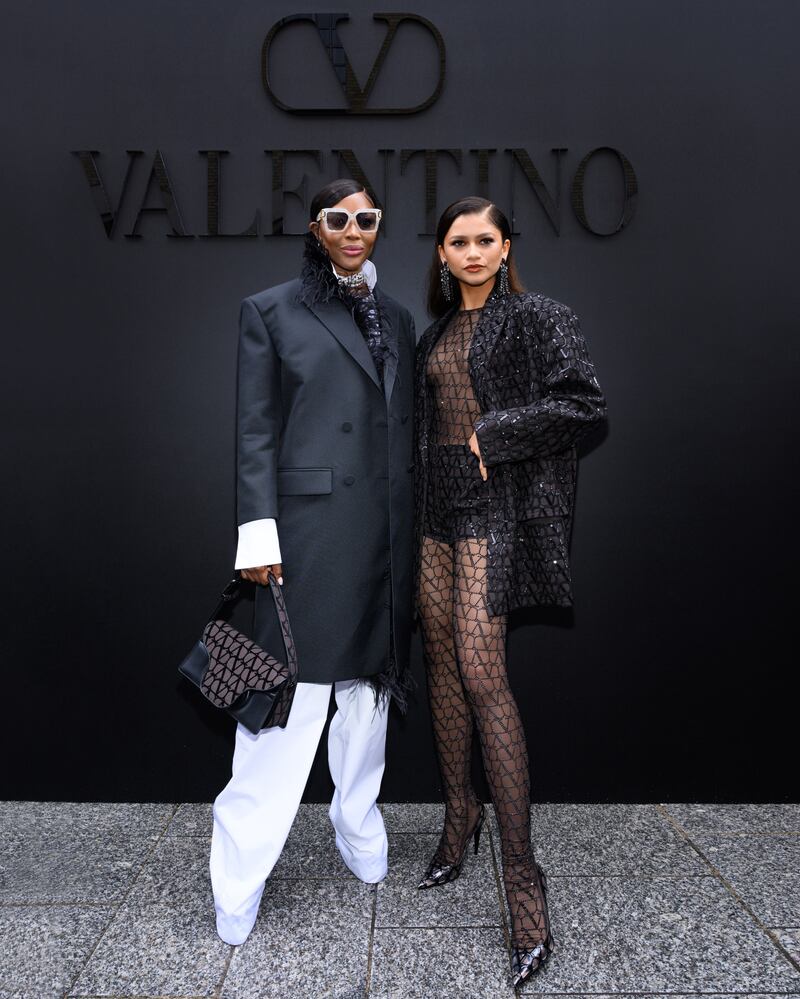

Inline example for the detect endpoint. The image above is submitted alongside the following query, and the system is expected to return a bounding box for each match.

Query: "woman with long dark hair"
[209,179,416,946]
[414,196,606,986]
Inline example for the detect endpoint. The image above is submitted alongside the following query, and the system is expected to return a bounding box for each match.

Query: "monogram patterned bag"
[177,575,298,733]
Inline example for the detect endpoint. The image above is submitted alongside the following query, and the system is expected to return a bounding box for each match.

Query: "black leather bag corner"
[177,575,298,733]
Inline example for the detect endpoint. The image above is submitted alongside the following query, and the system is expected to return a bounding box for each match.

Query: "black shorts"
[422,443,490,544]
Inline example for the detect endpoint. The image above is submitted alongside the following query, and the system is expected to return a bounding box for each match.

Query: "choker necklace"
[336,269,368,289]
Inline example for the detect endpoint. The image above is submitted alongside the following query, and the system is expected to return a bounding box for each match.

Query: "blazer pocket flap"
[277,467,333,496]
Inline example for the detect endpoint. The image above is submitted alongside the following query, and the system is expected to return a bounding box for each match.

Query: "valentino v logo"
[261,12,446,115]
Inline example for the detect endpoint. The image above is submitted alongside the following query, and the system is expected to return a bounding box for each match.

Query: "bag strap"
[207,577,242,622]
[207,574,297,674]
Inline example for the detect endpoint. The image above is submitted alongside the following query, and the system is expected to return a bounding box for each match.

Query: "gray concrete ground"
[1,802,799,999]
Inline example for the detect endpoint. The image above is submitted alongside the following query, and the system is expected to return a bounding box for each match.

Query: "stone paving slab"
[0,905,114,999]
[376,831,502,929]
[271,803,353,879]
[662,802,800,835]
[370,926,514,999]
[66,902,228,997]
[381,801,446,833]
[697,832,800,876]
[220,879,374,999]
[3,802,800,999]
[730,873,800,928]
[126,834,212,907]
[166,802,354,879]
[384,803,707,876]
[1,830,161,905]
[371,940,800,999]
[167,802,213,837]
[509,874,800,994]
[527,803,707,876]
[0,801,175,904]
[695,833,800,926]
[777,929,800,965]
[0,801,176,839]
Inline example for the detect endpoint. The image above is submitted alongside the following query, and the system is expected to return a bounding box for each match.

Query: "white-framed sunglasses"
[315,207,383,233]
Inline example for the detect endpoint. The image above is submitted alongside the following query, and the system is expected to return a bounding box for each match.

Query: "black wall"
[2,1,798,803]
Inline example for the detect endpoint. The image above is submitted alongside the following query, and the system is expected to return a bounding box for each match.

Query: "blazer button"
[343,475,355,486]
[341,422,353,432]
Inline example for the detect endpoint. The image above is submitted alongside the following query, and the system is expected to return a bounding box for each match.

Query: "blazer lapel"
[468,286,508,407]
[304,298,383,393]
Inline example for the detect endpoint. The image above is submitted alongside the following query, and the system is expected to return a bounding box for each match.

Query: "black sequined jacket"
[414,284,606,617]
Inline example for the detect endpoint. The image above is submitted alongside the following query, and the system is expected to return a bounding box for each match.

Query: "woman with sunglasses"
[414,197,606,987]
[209,179,416,946]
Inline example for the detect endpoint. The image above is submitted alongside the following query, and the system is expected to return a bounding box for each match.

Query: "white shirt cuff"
[234,519,282,569]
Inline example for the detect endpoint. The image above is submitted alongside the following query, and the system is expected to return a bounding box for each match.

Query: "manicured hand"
[239,564,283,586]
[468,431,488,481]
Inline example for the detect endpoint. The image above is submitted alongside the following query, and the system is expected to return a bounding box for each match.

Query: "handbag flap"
[199,618,289,709]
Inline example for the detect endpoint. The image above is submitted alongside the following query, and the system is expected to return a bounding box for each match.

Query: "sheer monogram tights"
[418,535,550,951]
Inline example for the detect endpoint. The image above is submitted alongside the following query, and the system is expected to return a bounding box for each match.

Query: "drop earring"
[440,260,453,302]
[498,257,510,295]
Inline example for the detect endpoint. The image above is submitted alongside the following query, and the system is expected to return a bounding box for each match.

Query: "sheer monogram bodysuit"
[419,307,550,953]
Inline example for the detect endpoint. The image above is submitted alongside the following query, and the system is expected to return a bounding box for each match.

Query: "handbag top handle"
[207,574,297,674]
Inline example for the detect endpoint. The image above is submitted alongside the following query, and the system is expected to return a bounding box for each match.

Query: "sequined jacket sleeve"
[473,298,606,467]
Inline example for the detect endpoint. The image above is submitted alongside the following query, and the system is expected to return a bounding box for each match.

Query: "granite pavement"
[0,801,798,998]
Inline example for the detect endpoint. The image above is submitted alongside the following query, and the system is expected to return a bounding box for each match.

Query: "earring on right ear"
[440,260,453,302]
[498,257,510,296]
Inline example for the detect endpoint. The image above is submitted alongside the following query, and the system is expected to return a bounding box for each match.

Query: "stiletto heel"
[510,861,555,988]
[417,804,486,890]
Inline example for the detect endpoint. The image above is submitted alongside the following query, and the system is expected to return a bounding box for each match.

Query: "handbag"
[177,574,298,733]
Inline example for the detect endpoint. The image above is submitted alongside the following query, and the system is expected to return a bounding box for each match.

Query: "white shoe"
[335,834,388,884]
[215,908,258,946]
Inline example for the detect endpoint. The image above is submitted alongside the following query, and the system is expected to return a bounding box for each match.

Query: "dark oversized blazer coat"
[414,285,606,617]
[237,278,416,685]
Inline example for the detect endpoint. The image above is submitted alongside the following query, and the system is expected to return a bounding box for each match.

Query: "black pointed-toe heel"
[417,804,486,890]
[510,863,555,988]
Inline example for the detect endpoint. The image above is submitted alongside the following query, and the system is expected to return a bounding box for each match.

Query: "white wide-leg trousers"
[209,678,388,945]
